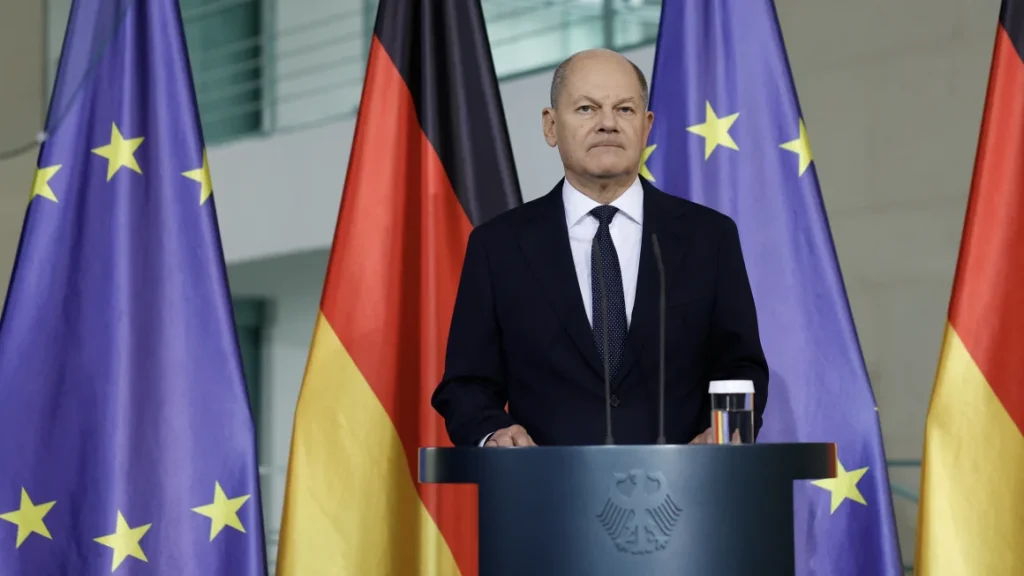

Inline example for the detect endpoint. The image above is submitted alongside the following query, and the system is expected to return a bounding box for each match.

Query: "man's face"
[543,52,654,182]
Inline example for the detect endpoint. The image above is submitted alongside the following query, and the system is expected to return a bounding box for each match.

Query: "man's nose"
[597,108,618,131]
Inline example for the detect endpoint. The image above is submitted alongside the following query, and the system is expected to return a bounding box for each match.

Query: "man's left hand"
[690,427,713,444]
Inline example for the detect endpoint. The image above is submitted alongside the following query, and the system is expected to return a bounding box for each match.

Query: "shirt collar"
[562,176,644,228]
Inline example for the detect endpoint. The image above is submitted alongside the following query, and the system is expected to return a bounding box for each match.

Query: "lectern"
[419,443,835,576]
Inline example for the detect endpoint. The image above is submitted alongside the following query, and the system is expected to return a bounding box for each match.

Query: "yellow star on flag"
[93,511,151,572]
[811,454,869,513]
[686,101,739,160]
[191,481,250,541]
[780,118,814,176]
[29,165,62,204]
[0,488,56,548]
[639,144,657,181]
[91,123,144,181]
[182,148,214,205]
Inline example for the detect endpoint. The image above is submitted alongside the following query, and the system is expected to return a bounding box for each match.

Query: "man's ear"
[541,107,557,148]
[643,109,655,142]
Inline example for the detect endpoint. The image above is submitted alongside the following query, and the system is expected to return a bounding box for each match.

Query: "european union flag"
[642,1,902,574]
[0,0,266,573]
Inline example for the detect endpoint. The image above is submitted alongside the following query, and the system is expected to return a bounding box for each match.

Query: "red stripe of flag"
[948,20,1024,434]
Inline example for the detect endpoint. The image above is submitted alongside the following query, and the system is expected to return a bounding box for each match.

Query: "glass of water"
[709,380,754,444]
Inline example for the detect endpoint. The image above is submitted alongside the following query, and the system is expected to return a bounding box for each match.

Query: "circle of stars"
[30,121,214,208]
[638,99,814,181]
[1,480,251,573]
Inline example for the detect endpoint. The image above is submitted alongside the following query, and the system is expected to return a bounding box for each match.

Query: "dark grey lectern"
[419,443,835,576]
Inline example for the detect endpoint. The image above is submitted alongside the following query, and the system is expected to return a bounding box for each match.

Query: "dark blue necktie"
[590,205,627,379]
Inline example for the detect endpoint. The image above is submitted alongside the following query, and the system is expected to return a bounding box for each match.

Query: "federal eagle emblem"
[596,469,682,554]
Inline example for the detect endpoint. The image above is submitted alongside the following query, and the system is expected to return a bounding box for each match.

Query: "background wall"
[0,1,45,306]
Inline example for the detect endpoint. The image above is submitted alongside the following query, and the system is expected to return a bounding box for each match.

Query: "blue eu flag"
[0,0,266,573]
[642,1,902,574]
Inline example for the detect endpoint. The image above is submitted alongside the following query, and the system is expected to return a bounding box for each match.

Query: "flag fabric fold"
[642,1,902,574]
[915,1,1024,572]
[274,0,520,574]
[0,0,266,574]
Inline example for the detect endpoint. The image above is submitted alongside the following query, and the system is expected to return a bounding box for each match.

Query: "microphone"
[593,237,614,445]
[651,234,667,445]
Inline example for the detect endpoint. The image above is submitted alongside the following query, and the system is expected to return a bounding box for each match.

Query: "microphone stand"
[652,234,667,445]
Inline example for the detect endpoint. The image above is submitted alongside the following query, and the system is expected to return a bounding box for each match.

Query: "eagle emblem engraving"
[596,469,682,554]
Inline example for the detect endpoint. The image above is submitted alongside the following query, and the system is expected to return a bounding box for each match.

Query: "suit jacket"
[431,177,768,446]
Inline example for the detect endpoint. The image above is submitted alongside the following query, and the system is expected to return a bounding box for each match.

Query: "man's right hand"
[483,424,536,447]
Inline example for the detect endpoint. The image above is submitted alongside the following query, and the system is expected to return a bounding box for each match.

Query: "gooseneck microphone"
[651,234,667,445]
[593,238,615,445]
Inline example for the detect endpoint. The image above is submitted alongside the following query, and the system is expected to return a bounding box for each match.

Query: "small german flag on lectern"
[274,1,521,574]
[915,1,1024,573]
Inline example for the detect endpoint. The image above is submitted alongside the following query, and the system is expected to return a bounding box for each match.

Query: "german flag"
[915,1,1024,573]
[274,0,520,573]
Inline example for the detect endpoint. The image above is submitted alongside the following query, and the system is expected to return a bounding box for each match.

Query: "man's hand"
[689,427,742,444]
[484,424,536,447]
[690,427,714,444]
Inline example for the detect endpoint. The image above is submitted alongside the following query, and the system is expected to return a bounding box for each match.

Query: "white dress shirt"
[480,177,644,445]
[562,176,644,328]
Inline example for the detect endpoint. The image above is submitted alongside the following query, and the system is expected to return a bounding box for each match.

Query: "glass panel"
[181,0,264,143]
[271,0,368,130]
[612,0,662,49]
[43,0,662,145]
[232,298,266,434]
[485,0,662,79]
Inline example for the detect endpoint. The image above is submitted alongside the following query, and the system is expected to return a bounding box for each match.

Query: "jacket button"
[609,395,620,407]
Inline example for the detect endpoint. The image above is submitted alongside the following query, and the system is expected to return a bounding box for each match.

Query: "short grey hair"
[549,52,649,109]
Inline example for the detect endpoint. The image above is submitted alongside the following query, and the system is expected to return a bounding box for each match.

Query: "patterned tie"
[590,205,628,379]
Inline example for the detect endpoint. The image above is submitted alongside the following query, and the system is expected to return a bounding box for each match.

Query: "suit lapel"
[614,180,692,390]
[518,183,605,381]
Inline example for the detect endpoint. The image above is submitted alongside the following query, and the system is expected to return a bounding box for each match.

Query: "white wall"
[0,0,45,306]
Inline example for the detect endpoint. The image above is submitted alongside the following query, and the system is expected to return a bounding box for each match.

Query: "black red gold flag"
[275,1,520,574]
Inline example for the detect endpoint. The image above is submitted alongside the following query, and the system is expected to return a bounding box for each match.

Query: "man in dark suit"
[431,48,768,447]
